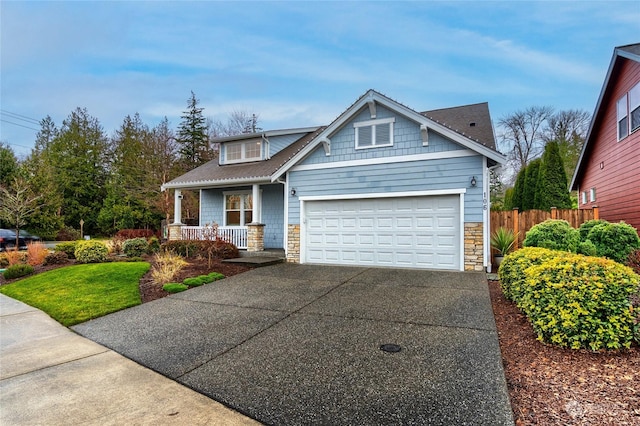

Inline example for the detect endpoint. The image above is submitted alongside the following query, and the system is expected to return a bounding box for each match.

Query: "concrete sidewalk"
[0,294,258,425]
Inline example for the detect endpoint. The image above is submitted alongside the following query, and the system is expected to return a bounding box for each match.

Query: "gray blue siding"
[269,133,307,157]
[200,184,285,249]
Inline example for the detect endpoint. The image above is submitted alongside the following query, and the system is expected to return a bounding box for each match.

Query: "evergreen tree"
[0,143,19,188]
[522,158,541,211]
[535,141,572,210]
[177,91,210,166]
[48,108,109,235]
[511,167,527,210]
[503,187,515,211]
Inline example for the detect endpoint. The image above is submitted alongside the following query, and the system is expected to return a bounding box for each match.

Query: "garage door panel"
[304,195,460,270]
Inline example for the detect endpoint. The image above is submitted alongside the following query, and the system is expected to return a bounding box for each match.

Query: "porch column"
[252,184,262,223]
[173,189,183,224]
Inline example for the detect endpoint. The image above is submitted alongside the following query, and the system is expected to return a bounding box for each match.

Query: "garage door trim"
[299,189,466,271]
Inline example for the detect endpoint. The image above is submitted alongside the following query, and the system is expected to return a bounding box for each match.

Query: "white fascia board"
[161,177,272,191]
[265,126,321,137]
[299,188,466,202]
[290,149,478,172]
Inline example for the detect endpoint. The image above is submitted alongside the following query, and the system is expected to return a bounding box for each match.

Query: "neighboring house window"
[225,141,261,163]
[224,193,253,226]
[354,117,395,149]
[630,82,640,133]
[590,188,596,203]
[581,191,588,205]
[617,94,629,140]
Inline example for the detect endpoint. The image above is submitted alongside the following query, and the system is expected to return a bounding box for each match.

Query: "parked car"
[20,230,42,243]
[0,229,29,251]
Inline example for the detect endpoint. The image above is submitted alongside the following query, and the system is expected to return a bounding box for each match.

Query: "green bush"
[163,283,188,293]
[56,226,81,241]
[43,251,69,265]
[523,219,580,252]
[74,240,108,264]
[3,264,35,280]
[206,272,225,282]
[519,253,639,350]
[54,241,79,259]
[147,237,161,254]
[577,240,597,256]
[183,276,208,287]
[578,219,609,241]
[498,247,566,301]
[122,238,149,258]
[586,221,640,264]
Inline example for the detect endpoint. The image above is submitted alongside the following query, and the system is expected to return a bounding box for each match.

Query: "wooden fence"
[490,207,599,249]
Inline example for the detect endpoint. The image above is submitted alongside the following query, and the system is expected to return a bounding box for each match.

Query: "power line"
[0,109,41,125]
[0,119,40,132]
[2,141,33,149]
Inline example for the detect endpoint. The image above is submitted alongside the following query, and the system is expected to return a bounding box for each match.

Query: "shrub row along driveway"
[73,264,514,425]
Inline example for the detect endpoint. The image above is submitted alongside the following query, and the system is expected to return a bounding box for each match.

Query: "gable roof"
[571,43,640,190]
[163,89,505,190]
[273,90,504,180]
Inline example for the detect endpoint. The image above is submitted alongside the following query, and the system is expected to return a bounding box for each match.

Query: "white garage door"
[304,195,461,270]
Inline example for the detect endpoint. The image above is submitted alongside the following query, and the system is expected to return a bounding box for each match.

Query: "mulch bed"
[489,279,640,425]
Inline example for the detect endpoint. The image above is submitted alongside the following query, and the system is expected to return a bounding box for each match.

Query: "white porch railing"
[181,225,248,249]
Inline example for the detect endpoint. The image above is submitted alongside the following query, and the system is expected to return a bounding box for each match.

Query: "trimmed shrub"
[54,241,78,259]
[577,240,597,256]
[161,240,239,260]
[147,237,161,254]
[498,247,566,302]
[74,240,108,264]
[627,249,640,276]
[520,253,639,350]
[183,276,208,287]
[116,229,157,240]
[123,238,149,258]
[56,226,81,241]
[578,219,609,241]
[3,264,35,280]
[163,283,188,293]
[586,221,640,264]
[43,251,69,265]
[523,219,580,253]
[206,272,225,282]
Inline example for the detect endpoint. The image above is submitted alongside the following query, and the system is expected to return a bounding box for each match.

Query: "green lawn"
[0,262,150,326]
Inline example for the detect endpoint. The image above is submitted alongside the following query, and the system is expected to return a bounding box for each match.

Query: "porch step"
[223,256,284,267]
[238,249,285,258]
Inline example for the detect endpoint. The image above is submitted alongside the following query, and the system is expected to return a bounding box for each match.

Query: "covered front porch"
[167,182,286,253]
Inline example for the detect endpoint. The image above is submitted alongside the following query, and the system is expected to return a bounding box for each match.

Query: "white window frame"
[354,117,395,150]
[617,94,629,141]
[629,82,640,134]
[223,191,253,226]
[590,188,596,203]
[581,191,588,205]
[224,141,262,164]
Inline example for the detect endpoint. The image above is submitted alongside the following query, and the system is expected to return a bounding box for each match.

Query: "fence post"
[593,205,599,220]
[551,207,557,219]
[513,208,519,250]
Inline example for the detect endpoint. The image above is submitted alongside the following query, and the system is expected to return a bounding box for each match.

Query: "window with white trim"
[590,187,596,203]
[354,117,395,149]
[581,191,588,205]
[630,82,640,133]
[224,141,261,163]
[224,193,253,226]
[617,82,640,140]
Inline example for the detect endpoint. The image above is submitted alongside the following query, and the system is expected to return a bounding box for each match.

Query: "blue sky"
[1,1,639,158]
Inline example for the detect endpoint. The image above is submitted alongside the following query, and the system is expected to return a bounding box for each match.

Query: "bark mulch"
[489,279,640,426]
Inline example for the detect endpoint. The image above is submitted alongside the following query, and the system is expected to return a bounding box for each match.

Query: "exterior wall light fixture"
[470,176,477,187]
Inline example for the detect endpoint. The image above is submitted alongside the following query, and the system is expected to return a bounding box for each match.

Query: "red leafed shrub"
[115,229,158,240]
[627,248,640,276]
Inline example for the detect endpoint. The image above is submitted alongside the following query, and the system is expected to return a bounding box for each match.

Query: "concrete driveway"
[73,264,514,425]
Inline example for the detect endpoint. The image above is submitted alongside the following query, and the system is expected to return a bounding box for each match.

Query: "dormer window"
[225,140,261,163]
[354,117,395,149]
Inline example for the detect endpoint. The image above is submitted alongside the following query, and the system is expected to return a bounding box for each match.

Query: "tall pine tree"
[177,91,210,167]
[522,158,542,211]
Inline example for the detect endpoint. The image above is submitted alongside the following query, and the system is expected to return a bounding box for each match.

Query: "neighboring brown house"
[571,43,640,231]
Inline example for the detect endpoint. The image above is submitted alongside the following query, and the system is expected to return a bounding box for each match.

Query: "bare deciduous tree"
[498,106,554,172]
[543,109,591,180]
[0,178,43,246]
